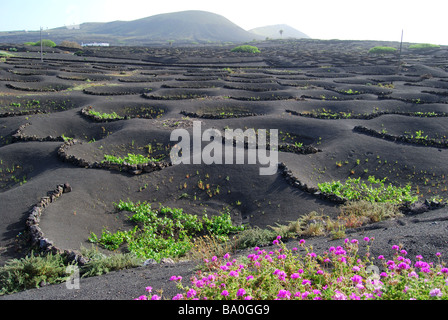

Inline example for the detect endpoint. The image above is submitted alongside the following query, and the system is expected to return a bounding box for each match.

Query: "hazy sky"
[1,0,446,45]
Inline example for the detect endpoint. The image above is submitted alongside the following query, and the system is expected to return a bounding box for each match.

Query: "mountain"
[0,10,263,46]
[249,24,309,39]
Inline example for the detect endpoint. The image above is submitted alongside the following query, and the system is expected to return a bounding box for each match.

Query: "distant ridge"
[249,24,309,39]
[0,10,263,46]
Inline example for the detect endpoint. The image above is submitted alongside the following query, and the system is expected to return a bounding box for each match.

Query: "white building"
[81,42,110,47]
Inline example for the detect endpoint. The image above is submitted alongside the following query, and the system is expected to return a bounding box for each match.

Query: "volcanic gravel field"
[1,39,448,300]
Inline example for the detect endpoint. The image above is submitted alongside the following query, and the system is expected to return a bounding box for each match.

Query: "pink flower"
[363,237,370,242]
[170,276,181,282]
[246,275,254,280]
[221,290,229,297]
[377,255,385,260]
[151,295,161,300]
[237,288,246,297]
[229,270,239,277]
[223,253,230,259]
[398,262,410,270]
[436,252,442,257]
[430,288,442,297]
[349,293,361,300]
[351,275,363,284]
[415,261,428,268]
[187,289,197,298]
[136,295,148,300]
[316,270,324,275]
[392,245,399,250]
[277,290,291,299]
[244,296,253,300]
[299,239,306,245]
[145,286,152,293]
[302,279,311,286]
[352,266,360,272]
[194,280,205,287]
[408,271,419,278]
[273,269,287,281]
[172,294,183,300]
[332,290,347,300]
[291,273,301,279]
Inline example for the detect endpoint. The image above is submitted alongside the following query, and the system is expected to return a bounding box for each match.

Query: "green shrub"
[368,46,397,54]
[89,201,245,261]
[88,109,124,120]
[231,45,261,53]
[318,175,418,204]
[80,249,143,277]
[33,39,57,48]
[233,227,279,249]
[102,153,161,165]
[409,43,440,50]
[0,252,72,295]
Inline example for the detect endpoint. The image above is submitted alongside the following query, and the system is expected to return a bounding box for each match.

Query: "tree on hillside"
[279,29,284,38]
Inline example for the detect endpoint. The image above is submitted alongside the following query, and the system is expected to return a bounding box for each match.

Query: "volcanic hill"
[0,10,263,46]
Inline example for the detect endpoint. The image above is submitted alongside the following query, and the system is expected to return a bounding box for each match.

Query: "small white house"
[81,42,110,47]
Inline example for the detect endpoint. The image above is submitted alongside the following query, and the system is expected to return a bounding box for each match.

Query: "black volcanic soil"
[1,39,448,300]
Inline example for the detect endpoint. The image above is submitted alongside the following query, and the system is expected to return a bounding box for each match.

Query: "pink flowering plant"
[138,236,448,300]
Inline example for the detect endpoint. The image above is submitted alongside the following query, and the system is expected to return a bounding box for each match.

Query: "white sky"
[1,0,447,45]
